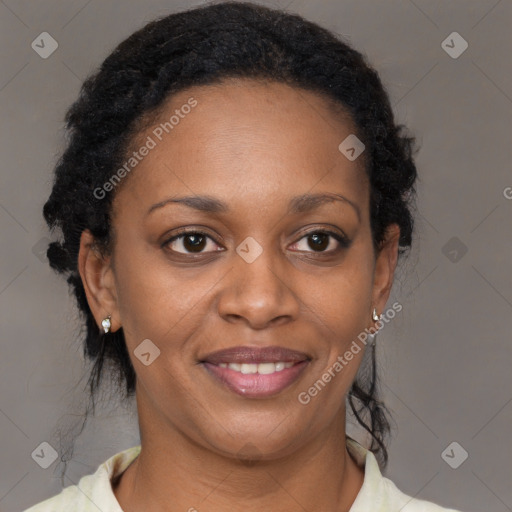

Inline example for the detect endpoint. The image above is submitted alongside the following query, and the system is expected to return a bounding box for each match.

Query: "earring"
[372,308,380,321]
[101,315,112,334]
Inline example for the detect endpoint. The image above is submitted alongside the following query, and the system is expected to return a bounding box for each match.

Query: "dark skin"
[78,79,400,511]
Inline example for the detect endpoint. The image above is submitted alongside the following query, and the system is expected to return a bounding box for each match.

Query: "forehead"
[112,79,369,219]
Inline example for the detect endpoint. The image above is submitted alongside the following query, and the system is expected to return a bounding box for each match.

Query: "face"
[80,78,399,460]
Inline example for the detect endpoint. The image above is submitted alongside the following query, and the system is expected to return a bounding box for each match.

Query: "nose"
[217,243,301,329]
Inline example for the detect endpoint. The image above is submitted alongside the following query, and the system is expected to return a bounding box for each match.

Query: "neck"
[113,400,364,512]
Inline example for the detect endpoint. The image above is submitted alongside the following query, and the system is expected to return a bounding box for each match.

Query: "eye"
[289,230,351,254]
[163,230,223,254]
[163,227,351,256]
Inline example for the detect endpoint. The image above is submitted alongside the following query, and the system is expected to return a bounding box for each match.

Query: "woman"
[25,2,462,511]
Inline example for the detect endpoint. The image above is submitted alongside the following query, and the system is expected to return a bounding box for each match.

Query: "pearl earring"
[101,315,112,334]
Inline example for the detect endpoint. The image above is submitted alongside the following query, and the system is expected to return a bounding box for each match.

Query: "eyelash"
[162,227,351,255]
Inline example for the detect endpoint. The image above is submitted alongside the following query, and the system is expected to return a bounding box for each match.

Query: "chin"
[194,411,309,462]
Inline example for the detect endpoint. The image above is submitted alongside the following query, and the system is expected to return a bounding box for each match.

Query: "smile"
[217,361,294,374]
[202,360,310,398]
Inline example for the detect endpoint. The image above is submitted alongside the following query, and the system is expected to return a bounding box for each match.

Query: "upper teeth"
[218,362,294,374]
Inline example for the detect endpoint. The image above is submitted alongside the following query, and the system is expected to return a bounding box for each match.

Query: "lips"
[200,345,311,398]
[201,345,310,365]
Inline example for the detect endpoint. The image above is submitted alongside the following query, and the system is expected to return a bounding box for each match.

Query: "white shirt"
[24,438,462,511]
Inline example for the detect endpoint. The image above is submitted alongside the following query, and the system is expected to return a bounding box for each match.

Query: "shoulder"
[379,476,462,512]
[23,474,96,512]
[346,438,463,512]
[24,475,92,512]
[23,445,141,512]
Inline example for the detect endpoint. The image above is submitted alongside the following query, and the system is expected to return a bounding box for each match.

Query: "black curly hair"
[43,1,418,480]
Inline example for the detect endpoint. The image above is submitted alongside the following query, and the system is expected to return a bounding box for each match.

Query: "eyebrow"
[146,192,360,221]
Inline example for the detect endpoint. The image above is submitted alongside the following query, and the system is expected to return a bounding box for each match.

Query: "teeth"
[220,361,295,374]
[240,363,258,374]
[257,363,276,375]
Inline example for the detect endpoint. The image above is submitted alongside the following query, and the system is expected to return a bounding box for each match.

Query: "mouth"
[200,345,311,399]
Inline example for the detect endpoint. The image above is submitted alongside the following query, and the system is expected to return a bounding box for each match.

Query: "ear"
[78,229,121,333]
[370,223,400,322]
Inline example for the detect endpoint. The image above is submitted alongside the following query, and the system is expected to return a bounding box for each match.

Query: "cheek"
[300,247,375,397]
[112,242,217,352]
[112,240,173,344]
[307,251,375,337]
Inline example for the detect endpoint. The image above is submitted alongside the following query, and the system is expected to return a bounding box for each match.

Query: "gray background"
[1,0,511,511]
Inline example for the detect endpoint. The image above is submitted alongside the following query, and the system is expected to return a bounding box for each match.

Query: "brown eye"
[307,233,330,251]
[163,231,222,254]
[290,230,351,253]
